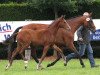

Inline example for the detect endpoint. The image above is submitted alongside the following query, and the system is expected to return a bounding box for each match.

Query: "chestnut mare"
[5,16,71,70]
[4,12,95,68]
[47,12,96,67]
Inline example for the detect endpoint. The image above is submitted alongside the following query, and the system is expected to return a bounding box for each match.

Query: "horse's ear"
[61,15,65,19]
[61,15,64,18]
[63,15,66,18]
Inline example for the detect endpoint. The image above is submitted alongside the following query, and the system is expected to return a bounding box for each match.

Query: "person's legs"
[78,44,86,56]
[86,43,96,67]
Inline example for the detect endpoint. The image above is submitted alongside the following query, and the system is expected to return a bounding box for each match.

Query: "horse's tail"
[13,26,23,34]
[1,26,22,61]
[3,33,18,61]
[2,33,18,45]
[3,26,23,44]
[11,26,23,41]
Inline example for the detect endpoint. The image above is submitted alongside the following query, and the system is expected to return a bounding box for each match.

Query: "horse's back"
[17,29,44,45]
[22,23,48,30]
[17,29,34,43]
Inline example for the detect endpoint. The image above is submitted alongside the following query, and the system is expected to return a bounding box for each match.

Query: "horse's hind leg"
[66,43,85,68]
[47,51,61,67]
[47,45,66,67]
[7,44,12,62]
[8,42,16,62]
[5,47,20,70]
[30,45,39,63]
[52,44,66,64]
[19,45,30,69]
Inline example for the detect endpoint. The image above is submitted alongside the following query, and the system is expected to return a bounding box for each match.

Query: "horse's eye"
[64,21,66,23]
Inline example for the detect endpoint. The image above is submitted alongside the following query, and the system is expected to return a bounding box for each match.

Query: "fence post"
[25,48,31,60]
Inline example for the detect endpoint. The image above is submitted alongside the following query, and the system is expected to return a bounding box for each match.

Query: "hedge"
[0,2,100,21]
[0,3,54,21]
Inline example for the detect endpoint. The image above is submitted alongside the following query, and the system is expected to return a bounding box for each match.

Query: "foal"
[5,15,71,70]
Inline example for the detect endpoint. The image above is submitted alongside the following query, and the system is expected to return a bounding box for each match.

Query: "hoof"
[37,67,44,70]
[25,66,27,69]
[47,64,51,67]
[5,67,8,71]
[64,63,67,66]
[37,64,44,70]
[5,66,8,71]
[82,65,85,68]
[5,64,10,70]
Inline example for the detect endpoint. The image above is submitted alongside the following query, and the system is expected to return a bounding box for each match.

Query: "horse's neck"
[48,24,59,35]
[67,16,84,34]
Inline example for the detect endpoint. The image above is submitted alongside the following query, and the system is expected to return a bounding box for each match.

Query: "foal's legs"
[5,47,20,70]
[47,45,66,67]
[30,45,39,63]
[47,43,85,68]
[47,51,61,67]
[37,44,66,70]
[37,45,50,70]
[5,44,29,70]
[18,44,30,69]
[8,42,17,62]
[52,44,66,64]
[7,44,12,62]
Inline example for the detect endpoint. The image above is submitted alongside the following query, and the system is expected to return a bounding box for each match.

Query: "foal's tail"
[3,26,23,44]
[11,26,23,42]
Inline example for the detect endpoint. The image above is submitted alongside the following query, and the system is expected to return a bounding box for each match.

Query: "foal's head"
[49,15,71,31]
[82,12,96,32]
[48,15,71,31]
[58,15,71,31]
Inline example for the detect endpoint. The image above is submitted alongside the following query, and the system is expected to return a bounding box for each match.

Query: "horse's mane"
[48,17,61,27]
[67,15,82,21]
[48,15,83,27]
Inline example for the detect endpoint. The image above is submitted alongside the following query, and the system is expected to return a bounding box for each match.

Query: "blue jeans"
[66,43,95,67]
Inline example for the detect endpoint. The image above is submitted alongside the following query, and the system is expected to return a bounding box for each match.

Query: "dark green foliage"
[0,1,100,21]
[0,3,55,21]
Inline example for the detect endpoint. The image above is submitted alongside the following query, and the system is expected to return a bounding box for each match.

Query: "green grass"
[0,59,100,75]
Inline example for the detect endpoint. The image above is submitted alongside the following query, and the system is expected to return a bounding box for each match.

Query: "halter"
[83,12,95,32]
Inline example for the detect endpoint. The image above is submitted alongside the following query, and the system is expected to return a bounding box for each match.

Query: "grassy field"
[0,59,100,75]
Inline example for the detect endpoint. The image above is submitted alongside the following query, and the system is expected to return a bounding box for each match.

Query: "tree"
[27,0,78,19]
[0,0,27,3]
[76,0,95,13]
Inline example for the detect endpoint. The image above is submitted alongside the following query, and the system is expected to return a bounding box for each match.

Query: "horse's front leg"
[66,43,85,68]
[52,44,66,64]
[37,45,50,70]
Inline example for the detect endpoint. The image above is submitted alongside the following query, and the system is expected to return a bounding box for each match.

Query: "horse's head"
[82,12,96,32]
[58,15,71,31]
